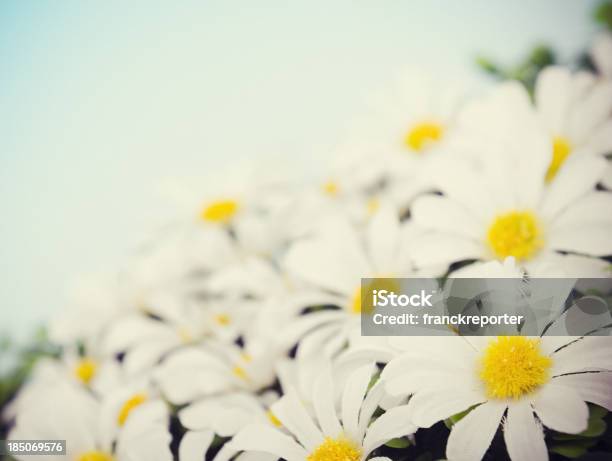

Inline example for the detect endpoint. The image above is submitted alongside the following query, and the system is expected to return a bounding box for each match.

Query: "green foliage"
[385,436,412,449]
[476,44,556,94]
[594,1,612,29]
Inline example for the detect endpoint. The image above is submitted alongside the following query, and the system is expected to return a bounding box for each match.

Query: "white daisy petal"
[532,383,588,434]
[179,430,214,461]
[408,389,486,428]
[362,404,416,455]
[553,371,612,410]
[409,233,482,268]
[271,392,324,451]
[503,401,547,461]
[312,364,343,438]
[446,401,506,461]
[367,204,401,273]
[228,425,308,461]
[549,225,612,256]
[535,66,572,134]
[341,363,375,441]
[540,156,609,222]
[411,195,482,238]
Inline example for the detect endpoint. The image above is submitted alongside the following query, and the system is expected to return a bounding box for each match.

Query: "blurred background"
[0,0,602,341]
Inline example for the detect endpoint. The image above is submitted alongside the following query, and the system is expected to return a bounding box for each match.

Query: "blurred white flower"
[154,340,279,405]
[228,362,415,461]
[340,70,470,205]
[534,66,612,181]
[277,205,430,358]
[382,336,612,461]
[9,381,172,461]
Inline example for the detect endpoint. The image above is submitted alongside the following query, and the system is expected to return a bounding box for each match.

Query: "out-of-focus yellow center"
[366,197,380,215]
[322,180,339,196]
[351,278,400,315]
[178,327,193,343]
[117,393,148,426]
[480,336,552,400]
[232,366,249,381]
[266,410,282,427]
[74,358,97,385]
[214,313,231,326]
[200,199,239,223]
[404,121,444,152]
[487,211,543,261]
[78,451,114,461]
[545,136,572,182]
[307,437,362,461]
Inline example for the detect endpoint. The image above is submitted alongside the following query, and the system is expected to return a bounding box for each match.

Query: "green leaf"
[581,418,607,438]
[594,1,612,29]
[550,442,589,458]
[445,405,478,428]
[527,45,555,68]
[588,404,608,421]
[385,437,411,449]
[475,56,500,75]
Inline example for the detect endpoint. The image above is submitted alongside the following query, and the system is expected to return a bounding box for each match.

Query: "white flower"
[277,205,432,359]
[341,70,470,205]
[154,340,278,405]
[534,66,612,181]
[591,32,612,78]
[227,362,416,461]
[9,381,172,461]
[382,336,612,461]
[408,138,612,275]
[100,285,260,375]
[3,355,120,425]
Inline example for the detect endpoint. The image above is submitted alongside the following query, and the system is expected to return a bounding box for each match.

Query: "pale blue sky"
[0,0,601,340]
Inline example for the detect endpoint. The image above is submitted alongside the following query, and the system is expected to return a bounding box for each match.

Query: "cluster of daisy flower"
[3,33,612,461]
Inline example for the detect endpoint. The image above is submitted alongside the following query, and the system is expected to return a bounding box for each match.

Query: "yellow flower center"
[366,197,380,215]
[178,327,193,343]
[200,199,239,223]
[232,366,249,381]
[74,358,97,385]
[117,393,148,426]
[307,437,362,461]
[266,410,282,427]
[78,452,114,461]
[545,136,572,182]
[487,210,543,261]
[480,336,552,400]
[322,180,339,196]
[351,278,400,315]
[214,313,232,326]
[404,121,444,152]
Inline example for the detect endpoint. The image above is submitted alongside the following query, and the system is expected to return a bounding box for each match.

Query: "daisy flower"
[340,69,471,206]
[408,139,612,275]
[277,204,435,359]
[9,380,172,461]
[534,66,612,181]
[227,362,416,461]
[382,335,612,461]
[153,340,278,405]
[100,282,260,375]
